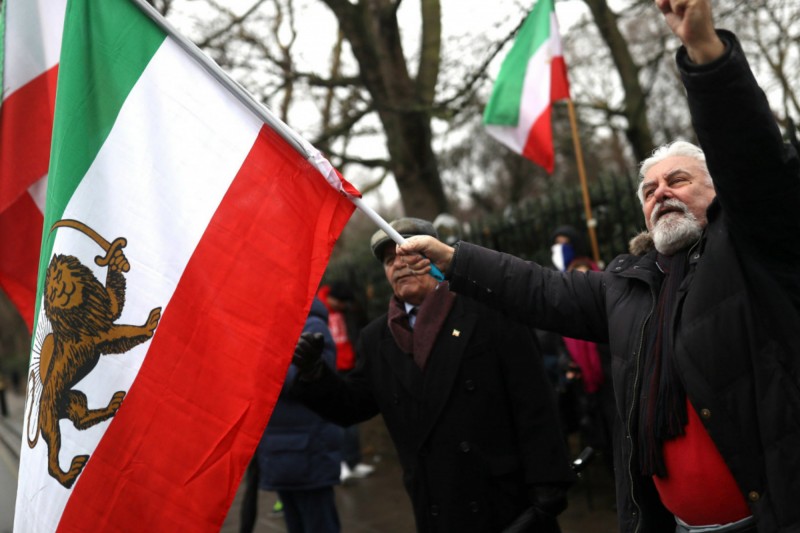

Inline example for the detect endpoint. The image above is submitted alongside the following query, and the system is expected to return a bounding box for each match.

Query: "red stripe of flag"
[550,56,570,102]
[57,125,354,532]
[0,192,43,330]
[0,66,58,212]
[521,56,569,174]
[523,107,556,173]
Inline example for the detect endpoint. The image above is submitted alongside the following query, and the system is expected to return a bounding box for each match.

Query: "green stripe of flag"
[37,0,167,298]
[483,0,553,126]
[46,0,165,227]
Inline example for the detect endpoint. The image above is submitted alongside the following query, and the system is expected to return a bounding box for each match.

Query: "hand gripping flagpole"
[349,197,445,282]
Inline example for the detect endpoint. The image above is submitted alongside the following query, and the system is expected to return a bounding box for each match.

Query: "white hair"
[636,141,713,206]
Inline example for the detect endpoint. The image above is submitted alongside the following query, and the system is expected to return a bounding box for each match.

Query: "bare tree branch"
[196,0,269,48]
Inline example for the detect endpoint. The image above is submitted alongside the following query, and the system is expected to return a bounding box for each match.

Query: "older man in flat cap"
[291,217,574,533]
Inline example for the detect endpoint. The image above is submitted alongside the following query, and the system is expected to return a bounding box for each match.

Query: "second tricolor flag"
[483,0,570,173]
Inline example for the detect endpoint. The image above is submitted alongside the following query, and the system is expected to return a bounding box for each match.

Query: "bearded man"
[396,1,800,531]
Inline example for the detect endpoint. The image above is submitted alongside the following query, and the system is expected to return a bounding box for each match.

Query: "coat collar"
[615,218,710,284]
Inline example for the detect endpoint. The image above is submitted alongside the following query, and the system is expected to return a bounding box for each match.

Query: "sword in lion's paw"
[51,219,129,272]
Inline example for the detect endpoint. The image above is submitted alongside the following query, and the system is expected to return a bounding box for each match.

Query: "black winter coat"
[293,292,575,533]
[446,33,800,533]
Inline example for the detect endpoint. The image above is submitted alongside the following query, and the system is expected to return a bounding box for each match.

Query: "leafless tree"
[164,0,799,217]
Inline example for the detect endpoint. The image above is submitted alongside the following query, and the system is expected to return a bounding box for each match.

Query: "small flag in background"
[483,0,570,173]
[14,0,357,531]
[0,0,67,330]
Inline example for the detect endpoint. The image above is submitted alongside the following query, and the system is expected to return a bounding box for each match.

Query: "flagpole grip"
[350,197,445,282]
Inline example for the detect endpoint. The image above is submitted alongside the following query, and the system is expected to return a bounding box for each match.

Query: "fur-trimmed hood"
[628,231,655,256]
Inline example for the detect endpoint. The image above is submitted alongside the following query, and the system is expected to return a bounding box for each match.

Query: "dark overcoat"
[294,293,574,533]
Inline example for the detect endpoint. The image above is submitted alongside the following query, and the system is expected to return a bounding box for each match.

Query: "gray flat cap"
[370,217,438,261]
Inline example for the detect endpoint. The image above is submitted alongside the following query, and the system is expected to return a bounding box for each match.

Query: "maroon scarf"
[639,251,689,477]
[387,282,456,370]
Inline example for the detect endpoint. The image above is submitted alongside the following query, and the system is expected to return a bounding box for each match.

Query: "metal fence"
[463,173,645,267]
[325,173,646,321]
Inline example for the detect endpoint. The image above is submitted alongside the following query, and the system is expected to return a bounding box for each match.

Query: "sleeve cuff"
[677,29,736,73]
[444,241,460,280]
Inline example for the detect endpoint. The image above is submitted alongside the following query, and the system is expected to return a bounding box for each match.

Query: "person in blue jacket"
[242,297,343,533]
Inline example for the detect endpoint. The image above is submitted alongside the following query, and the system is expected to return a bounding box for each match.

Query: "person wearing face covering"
[396,2,800,531]
[549,227,616,475]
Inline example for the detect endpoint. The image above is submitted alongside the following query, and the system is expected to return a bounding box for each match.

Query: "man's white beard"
[650,199,703,256]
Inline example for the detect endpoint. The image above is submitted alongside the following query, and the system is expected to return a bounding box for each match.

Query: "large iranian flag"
[14,0,356,531]
[0,0,66,330]
[483,0,570,173]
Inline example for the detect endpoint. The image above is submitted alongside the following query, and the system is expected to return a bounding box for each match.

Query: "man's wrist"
[686,36,726,65]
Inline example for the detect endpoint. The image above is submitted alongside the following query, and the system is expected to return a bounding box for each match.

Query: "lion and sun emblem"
[26,219,162,488]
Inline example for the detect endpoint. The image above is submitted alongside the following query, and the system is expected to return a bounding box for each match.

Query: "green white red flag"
[483,0,570,173]
[0,0,66,330]
[13,0,357,531]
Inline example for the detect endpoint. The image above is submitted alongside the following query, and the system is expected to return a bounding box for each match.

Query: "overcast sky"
[166,0,595,210]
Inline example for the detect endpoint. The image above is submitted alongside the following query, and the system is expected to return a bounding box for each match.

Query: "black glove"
[502,486,567,533]
[292,332,325,380]
[529,485,568,518]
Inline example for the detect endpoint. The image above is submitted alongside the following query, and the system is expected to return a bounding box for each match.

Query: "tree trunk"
[320,0,448,219]
[582,0,655,163]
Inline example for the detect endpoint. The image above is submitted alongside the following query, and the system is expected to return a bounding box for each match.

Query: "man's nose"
[386,255,403,268]
[653,183,673,202]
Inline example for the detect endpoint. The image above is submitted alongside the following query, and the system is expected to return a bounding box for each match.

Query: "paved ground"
[1,389,618,532]
[219,414,619,533]
[0,388,23,533]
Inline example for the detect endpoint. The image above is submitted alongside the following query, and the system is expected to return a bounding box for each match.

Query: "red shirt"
[327,310,355,371]
[653,399,751,525]
[317,285,356,371]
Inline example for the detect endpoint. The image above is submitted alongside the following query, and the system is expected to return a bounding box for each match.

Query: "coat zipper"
[626,283,656,533]
[625,239,699,532]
